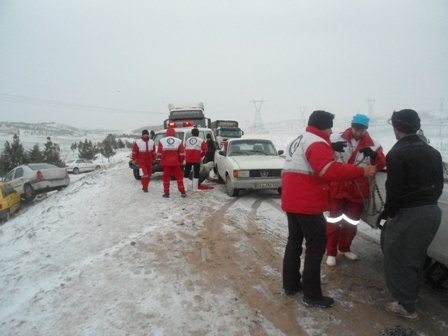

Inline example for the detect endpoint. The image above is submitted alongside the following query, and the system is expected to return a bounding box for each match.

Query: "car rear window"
[28,163,57,170]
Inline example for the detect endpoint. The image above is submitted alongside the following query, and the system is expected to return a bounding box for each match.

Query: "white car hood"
[228,156,284,170]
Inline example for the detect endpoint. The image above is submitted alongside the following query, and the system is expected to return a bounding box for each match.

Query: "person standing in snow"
[184,128,207,191]
[157,128,186,198]
[131,129,156,192]
[382,109,443,320]
[203,133,216,163]
[281,110,377,308]
[325,114,386,267]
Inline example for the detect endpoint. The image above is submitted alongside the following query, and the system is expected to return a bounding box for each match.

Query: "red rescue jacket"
[157,128,185,167]
[185,136,207,163]
[281,126,365,214]
[329,128,386,203]
[132,137,156,167]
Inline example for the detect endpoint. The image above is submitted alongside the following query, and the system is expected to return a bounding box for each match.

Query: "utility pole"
[251,99,265,131]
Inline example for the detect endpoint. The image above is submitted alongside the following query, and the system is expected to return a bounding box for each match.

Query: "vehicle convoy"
[214,138,284,196]
[3,163,70,201]
[152,126,216,173]
[210,120,244,146]
[163,103,211,129]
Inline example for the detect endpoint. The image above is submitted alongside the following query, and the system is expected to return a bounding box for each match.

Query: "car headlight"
[233,170,249,178]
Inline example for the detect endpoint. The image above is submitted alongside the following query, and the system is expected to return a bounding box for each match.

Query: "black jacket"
[383,135,443,218]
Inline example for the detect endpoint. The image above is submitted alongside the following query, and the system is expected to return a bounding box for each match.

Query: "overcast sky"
[0,0,447,131]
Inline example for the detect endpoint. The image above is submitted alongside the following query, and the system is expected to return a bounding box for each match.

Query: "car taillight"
[233,170,238,178]
[168,121,177,127]
[183,121,193,127]
[36,170,44,180]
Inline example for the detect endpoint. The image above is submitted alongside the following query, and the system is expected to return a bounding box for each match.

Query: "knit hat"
[308,110,334,130]
[142,129,149,136]
[391,109,421,133]
[351,114,369,129]
[166,127,176,136]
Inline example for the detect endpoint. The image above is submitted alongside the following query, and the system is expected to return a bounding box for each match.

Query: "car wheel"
[95,165,101,170]
[225,175,239,197]
[73,167,80,174]
[24,184,36,201]
[215,166,224,183]
[133,168,141,180]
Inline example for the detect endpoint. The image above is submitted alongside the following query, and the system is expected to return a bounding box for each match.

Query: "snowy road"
[0,153,447,336]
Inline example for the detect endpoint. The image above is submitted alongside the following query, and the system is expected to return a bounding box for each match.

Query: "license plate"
[255,183,278,189]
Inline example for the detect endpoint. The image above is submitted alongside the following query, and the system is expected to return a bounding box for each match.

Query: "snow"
[0,129,447,335]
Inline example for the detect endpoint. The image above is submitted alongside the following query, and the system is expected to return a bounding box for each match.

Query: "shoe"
[339,251,358,260]
[385,301,419,321]
[162,193,169,198]
[302,296,335,308]
[326,256,336,267]
[181,192,187,198]
[142,188,148,193]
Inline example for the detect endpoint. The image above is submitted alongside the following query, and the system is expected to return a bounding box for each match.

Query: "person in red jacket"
[131,129,156,192]
[184,128,208,191]
[157,128,186,198]
[281,110,377,308]
[325,114,386,267]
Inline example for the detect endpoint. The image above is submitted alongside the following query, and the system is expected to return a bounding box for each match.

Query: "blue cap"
[351,114,369,129]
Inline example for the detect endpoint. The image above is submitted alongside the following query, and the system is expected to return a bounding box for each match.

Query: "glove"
[359,147,378,159]
[331,141,347,153]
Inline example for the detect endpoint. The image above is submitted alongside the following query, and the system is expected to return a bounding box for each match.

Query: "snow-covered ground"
[1,135,447,335]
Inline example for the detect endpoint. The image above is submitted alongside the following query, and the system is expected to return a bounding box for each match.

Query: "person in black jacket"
[203,133,216,163]
[382,109,443,321]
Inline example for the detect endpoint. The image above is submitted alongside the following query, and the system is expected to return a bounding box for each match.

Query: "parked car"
[3,163,70,201]
[214,138,284,196]
[0,182,21,222]
[152,126,217,172]
[65,159,100,174]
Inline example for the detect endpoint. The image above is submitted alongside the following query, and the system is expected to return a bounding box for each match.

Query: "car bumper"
[30,177,70,191]
[232,178,281,190]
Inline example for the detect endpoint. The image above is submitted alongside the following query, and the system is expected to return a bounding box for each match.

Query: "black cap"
[308,110,334,130]
[142,129,149,136]
[391,109,420,134]
[191,128,199,136]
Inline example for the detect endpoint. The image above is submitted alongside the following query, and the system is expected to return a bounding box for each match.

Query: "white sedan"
[65,159,100,174]
[3,163,70,201]
[214,138,284,196]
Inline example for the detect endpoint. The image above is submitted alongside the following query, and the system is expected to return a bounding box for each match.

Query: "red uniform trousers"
[162,165,185,195]
[140,164,153,190]
[326,198,363,256]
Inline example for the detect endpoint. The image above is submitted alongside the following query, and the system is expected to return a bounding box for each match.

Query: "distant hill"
[0,121,121,137]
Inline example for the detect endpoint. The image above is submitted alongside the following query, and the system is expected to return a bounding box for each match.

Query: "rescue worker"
[282,110,377,308]
[382,109,443,320]
[157,128,186,198]
[131,129,156,192]
[184,128,207,191]
[325,114,386,266]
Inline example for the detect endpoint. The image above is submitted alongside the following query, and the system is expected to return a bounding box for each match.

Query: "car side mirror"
[278,150,284,155]
[219,150,225,156]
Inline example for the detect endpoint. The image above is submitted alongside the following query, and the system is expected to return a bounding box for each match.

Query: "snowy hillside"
[0,148,446,335]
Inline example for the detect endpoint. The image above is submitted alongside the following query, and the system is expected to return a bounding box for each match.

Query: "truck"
[163,103,211,129]
[210,120,244,146]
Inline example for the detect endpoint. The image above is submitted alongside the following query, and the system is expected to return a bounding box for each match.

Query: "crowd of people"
[130,108,443,321]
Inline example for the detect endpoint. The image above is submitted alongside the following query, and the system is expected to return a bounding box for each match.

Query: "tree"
[77,139,97,160]
[43,137,64,167]
[0,134,27,175]
[70,142,77,153]
[100,139,116,162]
[28,143,44,163]
[104,134,118,149]
[117,138,125,149]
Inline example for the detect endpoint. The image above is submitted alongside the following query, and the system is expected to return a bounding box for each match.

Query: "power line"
[0,93,163,115]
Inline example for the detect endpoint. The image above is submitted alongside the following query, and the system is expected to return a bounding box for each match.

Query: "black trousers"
[184,163,200,179]
[283,212,327,299]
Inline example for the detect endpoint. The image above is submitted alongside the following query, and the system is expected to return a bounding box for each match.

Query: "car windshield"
[28,163,57,170]
[228,140,277,156]
[219,129,242,137]
[185,130,209,141]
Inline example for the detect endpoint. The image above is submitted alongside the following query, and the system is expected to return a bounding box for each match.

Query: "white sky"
[0,0,447,131]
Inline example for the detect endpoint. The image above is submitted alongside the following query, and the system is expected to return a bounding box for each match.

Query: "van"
[152,127,216,172]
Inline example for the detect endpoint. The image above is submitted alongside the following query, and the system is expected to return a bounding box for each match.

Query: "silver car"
[65,159,100,174]
[3,163,70,201]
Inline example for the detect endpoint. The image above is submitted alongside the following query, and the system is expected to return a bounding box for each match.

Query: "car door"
[4,167,25,194]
